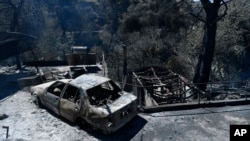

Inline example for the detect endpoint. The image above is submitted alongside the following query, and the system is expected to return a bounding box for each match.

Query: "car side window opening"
[62,85,80,103]
[87,81,122,106]
[47,82,66,96]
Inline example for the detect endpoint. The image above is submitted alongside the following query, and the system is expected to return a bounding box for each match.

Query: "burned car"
[30,74,137,134]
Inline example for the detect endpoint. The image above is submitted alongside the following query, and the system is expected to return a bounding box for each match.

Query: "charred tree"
[193,0,228,91]
[5,0,24,69]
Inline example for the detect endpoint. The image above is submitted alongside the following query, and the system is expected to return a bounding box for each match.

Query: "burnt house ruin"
[124,66,197,110]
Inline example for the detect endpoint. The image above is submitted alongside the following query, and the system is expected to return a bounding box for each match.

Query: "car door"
[44,81,66,115]
[59,84,81,122]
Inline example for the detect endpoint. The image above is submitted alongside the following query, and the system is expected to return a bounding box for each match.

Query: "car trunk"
[91,93,137,134]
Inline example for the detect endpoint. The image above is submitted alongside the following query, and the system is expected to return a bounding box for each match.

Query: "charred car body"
[30,75,137,134]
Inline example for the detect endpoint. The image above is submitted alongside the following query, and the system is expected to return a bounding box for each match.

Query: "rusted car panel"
[30,75,137,134]
[83,91,137,134]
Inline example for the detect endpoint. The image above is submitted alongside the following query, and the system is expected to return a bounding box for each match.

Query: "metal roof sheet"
[69,74,110,90]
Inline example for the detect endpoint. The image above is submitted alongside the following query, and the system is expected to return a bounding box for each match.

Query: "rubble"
[18,46,107,89]
[123,66,250,112]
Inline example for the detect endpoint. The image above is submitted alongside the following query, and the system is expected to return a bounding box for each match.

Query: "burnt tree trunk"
[193,0,227,91]
[8,0,24,69]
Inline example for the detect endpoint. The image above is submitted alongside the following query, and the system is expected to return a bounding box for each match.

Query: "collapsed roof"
[0,32,36,60]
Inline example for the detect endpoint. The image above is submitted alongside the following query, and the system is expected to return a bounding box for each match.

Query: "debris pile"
[0,114,8,120]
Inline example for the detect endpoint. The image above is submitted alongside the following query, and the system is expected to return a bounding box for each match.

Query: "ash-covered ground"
[1,68,250,141]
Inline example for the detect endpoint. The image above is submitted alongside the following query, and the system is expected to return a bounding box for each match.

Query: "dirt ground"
[1,70,250,141]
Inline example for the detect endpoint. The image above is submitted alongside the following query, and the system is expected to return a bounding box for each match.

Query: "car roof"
[69,74,111,90]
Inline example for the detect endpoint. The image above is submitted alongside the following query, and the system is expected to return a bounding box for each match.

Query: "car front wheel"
[34,94,43,108]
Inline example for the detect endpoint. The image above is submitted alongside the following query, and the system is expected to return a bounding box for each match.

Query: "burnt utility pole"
[122,44,128,89]
[192,0,228,91]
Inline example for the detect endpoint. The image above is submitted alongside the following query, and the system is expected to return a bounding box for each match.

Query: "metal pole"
[246,81,248,101]
[198,85,200,104]
[123,44,127,76]
[209,82,212,103]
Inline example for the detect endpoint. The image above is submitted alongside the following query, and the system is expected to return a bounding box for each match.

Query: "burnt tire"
[76,118,89,129]
[35,96,43,108]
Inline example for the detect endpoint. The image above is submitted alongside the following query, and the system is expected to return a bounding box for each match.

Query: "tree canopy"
[0,0,249,84]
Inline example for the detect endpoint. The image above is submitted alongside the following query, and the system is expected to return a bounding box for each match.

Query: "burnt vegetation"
[0,0,250,92]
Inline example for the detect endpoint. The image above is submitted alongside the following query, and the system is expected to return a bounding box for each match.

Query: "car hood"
[96,92,137,115]
[30,79,71,93]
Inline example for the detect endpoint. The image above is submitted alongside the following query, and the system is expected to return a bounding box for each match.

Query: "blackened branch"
[189,12,206,23]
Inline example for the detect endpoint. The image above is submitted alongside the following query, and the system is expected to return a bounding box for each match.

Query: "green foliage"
[113,0,194,78]
[185,0,250,81]
[166,57,192,79]
[122,15,142,33]
[213,0,250,80]
[120,0,192,34]
[56,1,82,32]
[20,0,45,36]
